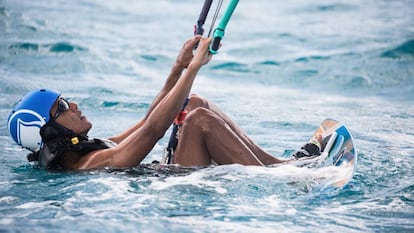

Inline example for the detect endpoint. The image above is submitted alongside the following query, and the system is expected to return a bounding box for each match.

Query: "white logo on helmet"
[8,109,46,151]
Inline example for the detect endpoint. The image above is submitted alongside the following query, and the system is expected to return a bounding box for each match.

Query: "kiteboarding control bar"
[194,0,240,54]
[194,0,213,36]
[210,0,239,54]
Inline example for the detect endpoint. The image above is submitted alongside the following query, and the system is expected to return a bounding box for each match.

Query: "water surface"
[1,0,413,232]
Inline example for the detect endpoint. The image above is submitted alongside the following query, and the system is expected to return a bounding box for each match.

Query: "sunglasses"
[52,98,70,121]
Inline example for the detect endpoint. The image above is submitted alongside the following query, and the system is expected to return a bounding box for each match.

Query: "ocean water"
[1,0,413,232]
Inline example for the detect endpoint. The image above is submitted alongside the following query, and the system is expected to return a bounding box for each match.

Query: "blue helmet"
[7,89,61,152]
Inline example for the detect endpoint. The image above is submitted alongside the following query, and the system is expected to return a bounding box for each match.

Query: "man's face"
[50,97,92,135]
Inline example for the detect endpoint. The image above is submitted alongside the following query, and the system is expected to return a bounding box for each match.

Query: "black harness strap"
[164,98,189,164]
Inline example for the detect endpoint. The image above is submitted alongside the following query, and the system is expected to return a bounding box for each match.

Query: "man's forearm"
[145,63,184,119]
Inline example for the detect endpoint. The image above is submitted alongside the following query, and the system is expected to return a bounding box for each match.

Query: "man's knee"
[185,107,213,126]
[188,94,208,109]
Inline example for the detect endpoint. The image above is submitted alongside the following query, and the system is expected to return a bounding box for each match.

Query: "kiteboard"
[291,118,358,188]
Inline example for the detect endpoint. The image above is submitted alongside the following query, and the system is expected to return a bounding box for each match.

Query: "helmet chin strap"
[36,120,88,169]
[26,121,80,166]
[40,120,88,142]
[34,121,112,169]
[26,114,107,169]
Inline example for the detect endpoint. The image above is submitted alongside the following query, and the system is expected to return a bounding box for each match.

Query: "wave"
[257,60,281,66]
[211,62,257,74]
[140,54,158,62]
[294,2,356,15]
[381,39,414,59]
[8,42,87,54]
[315,3,355,12]
[294,55,331,63]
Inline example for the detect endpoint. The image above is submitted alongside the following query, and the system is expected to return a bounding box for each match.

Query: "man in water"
[7,36,321,170]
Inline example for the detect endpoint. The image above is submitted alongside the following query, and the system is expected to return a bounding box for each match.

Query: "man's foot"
[293,134,322,159]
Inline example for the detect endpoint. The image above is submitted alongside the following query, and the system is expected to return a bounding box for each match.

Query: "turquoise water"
[1,0,413,232]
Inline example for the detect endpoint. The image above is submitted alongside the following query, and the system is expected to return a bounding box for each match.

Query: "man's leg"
[173,107,266,166]
[183,94,285,165]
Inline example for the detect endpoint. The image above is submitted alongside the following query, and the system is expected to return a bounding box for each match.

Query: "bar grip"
[210,36,222,54]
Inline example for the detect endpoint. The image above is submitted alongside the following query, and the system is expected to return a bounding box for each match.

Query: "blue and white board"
[292,118,358,188]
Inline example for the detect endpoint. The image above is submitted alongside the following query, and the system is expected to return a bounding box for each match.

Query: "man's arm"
[74,37,212,170]
[109,36,201,144]
[145,36,199,119]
